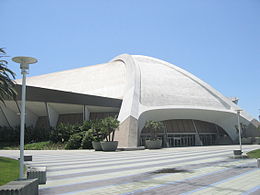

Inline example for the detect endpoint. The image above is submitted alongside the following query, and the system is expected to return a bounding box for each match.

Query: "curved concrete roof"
[135,55,230,110]
[16,61,126,99]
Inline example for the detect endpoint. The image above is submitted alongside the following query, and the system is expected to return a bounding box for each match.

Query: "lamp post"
[236,109,243,152]
[12,56,37,180]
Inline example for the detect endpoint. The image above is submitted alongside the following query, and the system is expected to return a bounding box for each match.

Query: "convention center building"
[0,54,259,147]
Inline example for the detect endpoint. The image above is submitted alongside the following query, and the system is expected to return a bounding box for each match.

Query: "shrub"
[65,132,85,149]
[50,123,80,143]
[81,130,94,149]
[0,126,19,143]
[32,127,50,142]
[145,120,165,140]
[80,120,93,131]
[0,125,51,144]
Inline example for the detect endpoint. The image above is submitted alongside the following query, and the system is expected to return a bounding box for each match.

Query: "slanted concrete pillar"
[16,101,38,127]
[46,103,59,128]
[0,105,12,127]
[0,103,20,127]
[83,105,90,121]
[115,116,138,148]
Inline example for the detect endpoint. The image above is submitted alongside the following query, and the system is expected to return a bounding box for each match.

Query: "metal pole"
[237,110,242,152]
[19,64,27,180]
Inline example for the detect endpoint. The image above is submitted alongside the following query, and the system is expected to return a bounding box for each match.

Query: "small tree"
[0,48,17,103]
[145,120,165,140]
[101,116,119,142]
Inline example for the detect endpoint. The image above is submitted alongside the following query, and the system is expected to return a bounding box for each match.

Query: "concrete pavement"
[0,145,259,195]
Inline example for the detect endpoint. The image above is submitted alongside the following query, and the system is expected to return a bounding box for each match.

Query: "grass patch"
[0,157,19,186]
[247,149,260,158]
[0,141,66,150]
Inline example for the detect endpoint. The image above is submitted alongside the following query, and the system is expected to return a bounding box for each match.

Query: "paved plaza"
[1,145,260,195]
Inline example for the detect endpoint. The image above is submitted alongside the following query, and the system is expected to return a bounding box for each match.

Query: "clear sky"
[1,0,259,119]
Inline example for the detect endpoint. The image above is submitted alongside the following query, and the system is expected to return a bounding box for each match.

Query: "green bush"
[50,123,80,143]
[32,127,50,142]
[65,132,85,149]
[80,120,93,131]
[0,126,19,143]
[0,126,50,144]
[81,129,95,149]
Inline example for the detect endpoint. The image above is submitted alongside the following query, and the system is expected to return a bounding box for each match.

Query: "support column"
[115,116,138,148]
[46,103,59,128]
[16,101,38,127]
[0,105,11,127]
[83,105,90,121]
[192,120,203,146]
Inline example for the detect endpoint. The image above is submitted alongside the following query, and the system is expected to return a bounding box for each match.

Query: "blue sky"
[1,0,259,119]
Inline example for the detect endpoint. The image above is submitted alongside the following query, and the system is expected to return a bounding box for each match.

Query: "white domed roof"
[133,55,230,110]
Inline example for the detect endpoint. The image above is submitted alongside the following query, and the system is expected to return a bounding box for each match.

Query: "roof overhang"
[14,84,122,108]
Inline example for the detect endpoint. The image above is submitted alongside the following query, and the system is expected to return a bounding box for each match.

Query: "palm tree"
[0,48,16,103]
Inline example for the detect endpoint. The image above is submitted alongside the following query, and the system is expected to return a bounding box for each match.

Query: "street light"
[12,56,37,180]
[236,109,243,153]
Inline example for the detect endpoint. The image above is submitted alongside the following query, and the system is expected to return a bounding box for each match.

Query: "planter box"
[92,141,103,151]
[100,141,118,151]
[233,150,242,155]
[27,167,47,184]
[145,140,162,149]
[0,178,38,195]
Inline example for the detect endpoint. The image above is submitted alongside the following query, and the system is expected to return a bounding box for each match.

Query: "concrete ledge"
[27,167,47,184]
[0,178,38,195]
[117,146,145,151]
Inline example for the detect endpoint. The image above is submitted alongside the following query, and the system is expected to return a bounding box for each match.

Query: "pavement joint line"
[54,160,255,195]
[241,185,260,195]
[179,168,259,195]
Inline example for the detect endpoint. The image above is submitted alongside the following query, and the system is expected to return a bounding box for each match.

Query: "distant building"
[1,54,259,147]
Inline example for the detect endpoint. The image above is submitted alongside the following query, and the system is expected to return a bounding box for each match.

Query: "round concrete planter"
[100,141,118,151]
[145,140,162,149]
[233,150,242,155]
[92,141,103,151]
